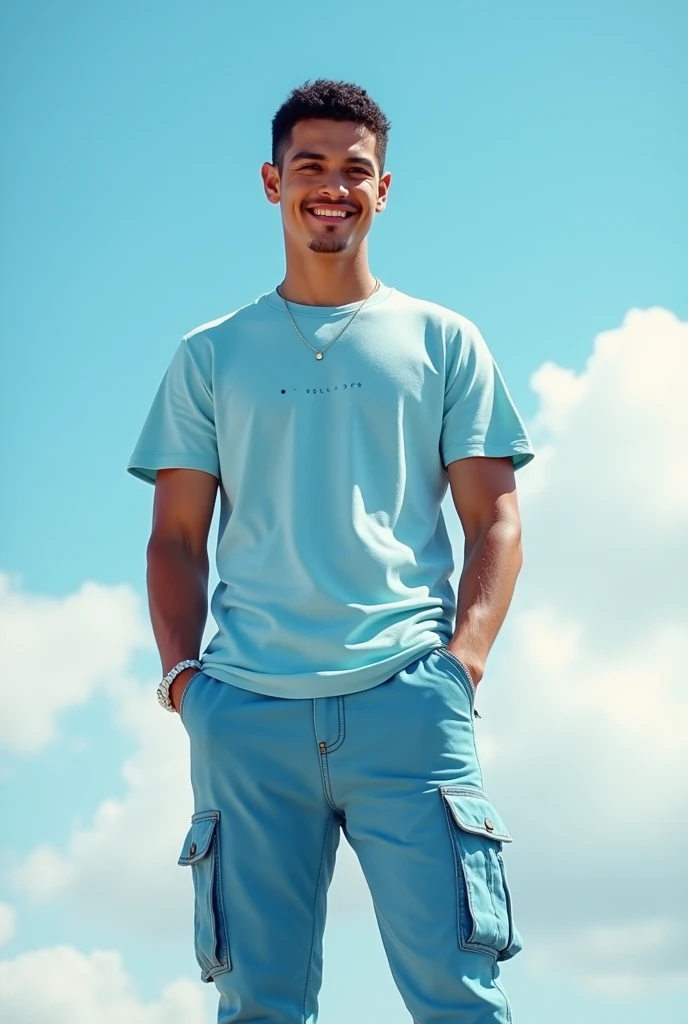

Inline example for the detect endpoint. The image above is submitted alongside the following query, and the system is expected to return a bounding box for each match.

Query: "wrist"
[157,659,202,713]
[446,642,484,687]
[169,667,200,713]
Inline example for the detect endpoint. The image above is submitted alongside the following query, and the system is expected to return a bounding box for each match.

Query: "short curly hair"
[271,79,391,172]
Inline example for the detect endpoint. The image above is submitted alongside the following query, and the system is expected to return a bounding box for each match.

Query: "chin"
[307,238,349,254]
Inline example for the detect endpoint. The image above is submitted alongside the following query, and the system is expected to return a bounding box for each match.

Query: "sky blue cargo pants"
[177,646,523,1023]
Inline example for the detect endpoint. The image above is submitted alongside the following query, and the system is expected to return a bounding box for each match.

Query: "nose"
[317,177,350,201]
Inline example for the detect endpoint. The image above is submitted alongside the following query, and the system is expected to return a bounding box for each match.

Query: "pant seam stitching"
[319,751,337,809]
[302,812,336,1022]
[492,960,513,1022]
[326,696,346,752]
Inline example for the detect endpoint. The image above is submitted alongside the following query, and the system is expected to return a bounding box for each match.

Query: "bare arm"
[446,456,523,689]
[146,468,219,711]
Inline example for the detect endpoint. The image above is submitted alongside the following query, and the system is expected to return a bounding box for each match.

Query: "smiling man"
[128,79,535,1024]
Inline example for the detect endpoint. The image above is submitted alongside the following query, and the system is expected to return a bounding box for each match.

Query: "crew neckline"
[262,281,393,318]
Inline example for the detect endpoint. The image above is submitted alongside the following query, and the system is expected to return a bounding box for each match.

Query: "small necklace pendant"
[316,351,324,360]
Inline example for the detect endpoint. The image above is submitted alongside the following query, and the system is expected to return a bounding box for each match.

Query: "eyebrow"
[290,150,376,171]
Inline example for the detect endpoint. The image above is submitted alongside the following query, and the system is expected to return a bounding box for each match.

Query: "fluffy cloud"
[516,307,688,637]
[8,308,688,995]
[0,574,151,753]
[528,917,688,997]
[12,682,195,937]
[454,307,688,991]
[10,672,371,934]
[483,605,688,989]
[0,946,208,1024]
[0,904,15,947]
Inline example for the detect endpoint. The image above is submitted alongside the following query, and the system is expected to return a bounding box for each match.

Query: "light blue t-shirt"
[128,283,535,698]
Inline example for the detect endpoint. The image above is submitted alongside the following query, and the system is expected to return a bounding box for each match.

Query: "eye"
[298,163,321,171]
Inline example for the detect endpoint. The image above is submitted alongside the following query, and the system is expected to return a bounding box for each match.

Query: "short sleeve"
[127,337,220,485]
[440,321,535,471]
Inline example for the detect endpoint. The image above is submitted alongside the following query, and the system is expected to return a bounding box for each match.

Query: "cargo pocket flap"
[178,811,220,866]
[440,787,513,843]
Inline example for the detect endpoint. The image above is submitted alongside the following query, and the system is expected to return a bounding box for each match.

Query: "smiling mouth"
[305,206,356,224]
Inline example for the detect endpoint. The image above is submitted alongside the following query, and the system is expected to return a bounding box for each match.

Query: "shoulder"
[178,293,271,373]
[387,289,494,377]
[183,293,269,347]
[387,287,481,339]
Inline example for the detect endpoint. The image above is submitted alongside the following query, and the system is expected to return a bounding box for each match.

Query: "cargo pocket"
[178,810,231,981]
[440,786,523,961]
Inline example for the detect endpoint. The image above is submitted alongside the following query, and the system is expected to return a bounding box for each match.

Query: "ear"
[261,162,281,205]
[375,171,392,213]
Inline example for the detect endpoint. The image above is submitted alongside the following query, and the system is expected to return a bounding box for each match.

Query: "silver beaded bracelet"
[156,659,203,713]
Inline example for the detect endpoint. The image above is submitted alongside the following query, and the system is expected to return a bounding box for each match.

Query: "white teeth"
[311,208,348,217]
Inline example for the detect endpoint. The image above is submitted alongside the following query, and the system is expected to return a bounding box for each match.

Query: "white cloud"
[526,917,688,997]
[12,845,70,902]
[0,574,151,753]
[8,307,688,994]
[12,682,195,937]
[0,946,208,1024]
[0,904,15,947]
[453,307,688,992]
[10,673,372,934]
[480,606,688,990]
[515,308,688,643]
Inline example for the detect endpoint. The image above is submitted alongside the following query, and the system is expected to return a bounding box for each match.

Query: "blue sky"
[1,1,687,1022]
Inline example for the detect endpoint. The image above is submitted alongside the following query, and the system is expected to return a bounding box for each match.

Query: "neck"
[278,242,378,306]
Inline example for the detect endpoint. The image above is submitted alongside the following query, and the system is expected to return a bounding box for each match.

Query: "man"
[128,79,535,1024]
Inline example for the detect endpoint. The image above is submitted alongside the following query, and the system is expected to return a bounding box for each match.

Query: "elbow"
[146,532,194,567]
[146,532,178,560]
[467,514,523,568]
[146,532,209,579]
[507,517,525,575]
[502,513,523,555]
[515,528,524,572]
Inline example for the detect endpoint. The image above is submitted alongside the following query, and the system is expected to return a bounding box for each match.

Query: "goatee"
[308,237,347,254]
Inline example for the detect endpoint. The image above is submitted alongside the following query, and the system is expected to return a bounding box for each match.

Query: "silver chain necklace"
[279,278,380,360]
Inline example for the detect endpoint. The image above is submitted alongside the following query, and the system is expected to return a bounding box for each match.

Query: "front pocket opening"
[179,670,203,722]
[178,810,231,981]
[433,647,481,718]
[440,786,520,961]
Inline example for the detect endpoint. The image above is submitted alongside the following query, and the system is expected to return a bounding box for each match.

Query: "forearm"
[146,535,209,675]
[449,518,523,685]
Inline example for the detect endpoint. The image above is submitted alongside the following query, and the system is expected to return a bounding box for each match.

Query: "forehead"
[285,119,377,162]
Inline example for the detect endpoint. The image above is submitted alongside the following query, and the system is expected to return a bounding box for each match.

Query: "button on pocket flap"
[178,811,220,866]
[440,787,513,843]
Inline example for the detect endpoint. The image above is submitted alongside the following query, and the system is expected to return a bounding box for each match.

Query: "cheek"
[286,192,310,222]
[358,186,378,214]
[279,198,303,230]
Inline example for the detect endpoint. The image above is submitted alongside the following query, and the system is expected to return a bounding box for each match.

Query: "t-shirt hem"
[200,638,448,699]
[442,443,535,470]
[127,453,220,484]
